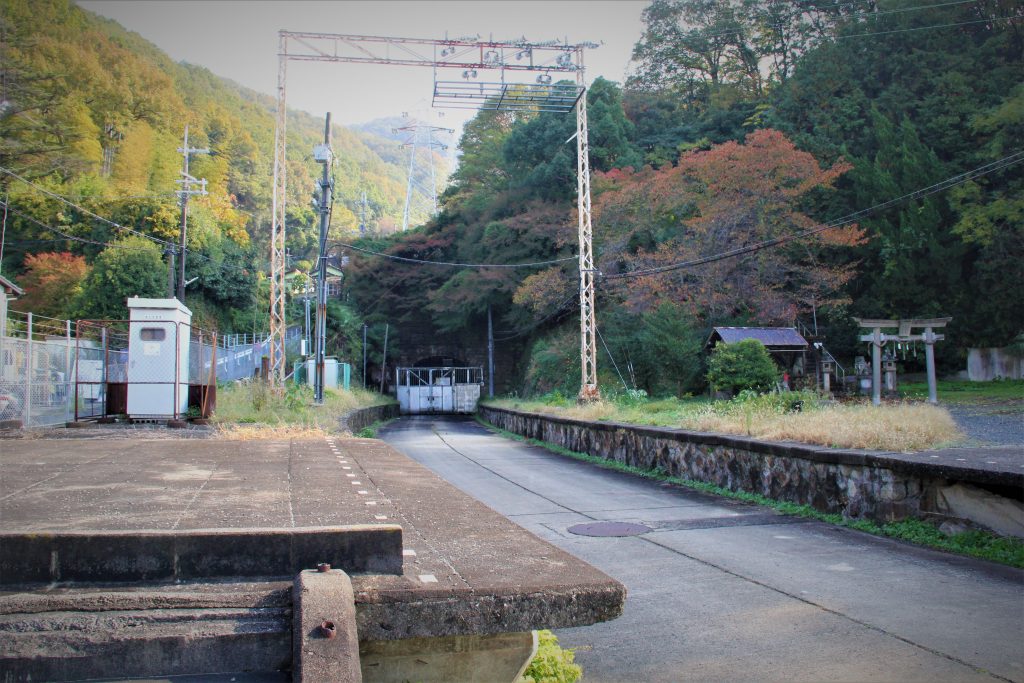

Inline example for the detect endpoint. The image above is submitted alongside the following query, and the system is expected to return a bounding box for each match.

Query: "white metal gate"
[395,366,483,415]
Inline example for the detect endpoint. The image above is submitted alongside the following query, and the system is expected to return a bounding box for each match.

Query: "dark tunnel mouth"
[413,356,469,368]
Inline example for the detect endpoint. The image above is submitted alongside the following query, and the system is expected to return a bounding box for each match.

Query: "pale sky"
[78,1,649,132]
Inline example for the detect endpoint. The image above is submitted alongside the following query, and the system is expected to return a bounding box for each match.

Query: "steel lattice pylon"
[268,32,290,384]
[269,31,599,398]
[394,120,453,231]
[575,59,599,401]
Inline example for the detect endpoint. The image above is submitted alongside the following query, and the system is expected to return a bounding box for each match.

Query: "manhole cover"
[567,521,652,537]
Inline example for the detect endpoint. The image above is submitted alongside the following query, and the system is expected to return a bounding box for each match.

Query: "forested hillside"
[345,0,1023,396]
[2,0,1020,397]
[0,0,445,331]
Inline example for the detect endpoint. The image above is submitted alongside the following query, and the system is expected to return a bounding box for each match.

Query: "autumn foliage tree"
[588,129,863,324]
[10,252,88,319]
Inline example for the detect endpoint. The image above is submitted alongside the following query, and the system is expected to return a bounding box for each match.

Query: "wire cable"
[837,14,1021,38]
[604,150,1024,281]
[0,199,265,275]
[596,324,631,391]
[0,201,160,253]
[492,291,578,342]
[0,166,175,248]
[635,0,1001,45]
[335,240,577,269]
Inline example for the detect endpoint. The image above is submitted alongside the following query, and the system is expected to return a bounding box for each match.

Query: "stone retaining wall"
[339,402,400,434]
[480,406,938,523]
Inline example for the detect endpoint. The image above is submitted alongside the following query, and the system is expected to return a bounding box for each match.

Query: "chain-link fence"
[0,311,77,426]
[1,308,300,426]
[215,325,303,382]
[73,320,218,421]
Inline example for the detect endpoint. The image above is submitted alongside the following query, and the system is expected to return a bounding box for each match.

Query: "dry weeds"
[212,383,389,440]
[492,398,962,452]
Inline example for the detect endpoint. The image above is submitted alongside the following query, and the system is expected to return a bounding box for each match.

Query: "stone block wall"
[479,406,929,523]
[339,403,400,434]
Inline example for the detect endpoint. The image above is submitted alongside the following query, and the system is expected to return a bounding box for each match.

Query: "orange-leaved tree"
[592,129,863,324]
[11,252,88,320]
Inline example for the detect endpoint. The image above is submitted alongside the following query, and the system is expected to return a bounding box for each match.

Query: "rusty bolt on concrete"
[317,563,331,572]
[320,620,337,639]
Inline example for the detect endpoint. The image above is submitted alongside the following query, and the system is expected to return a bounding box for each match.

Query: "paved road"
[949,404,1024,447]
[381,416,1024,683]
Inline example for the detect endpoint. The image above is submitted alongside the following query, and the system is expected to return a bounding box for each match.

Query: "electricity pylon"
[393,119,453,231]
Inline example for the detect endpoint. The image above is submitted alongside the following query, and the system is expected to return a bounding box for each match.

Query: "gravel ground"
[947,404,1023,447]
[1,423,216,439]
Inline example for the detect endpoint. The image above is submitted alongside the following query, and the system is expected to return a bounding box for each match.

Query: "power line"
[596,324,630,391]
[0,201,162,253]
[336,240,577,269]
[642,1,1011,45]
[493,291,578,342]
[0,166,175,248]
[0,199,264,276]
[604,150,1024,281]
[837,13,1021,38]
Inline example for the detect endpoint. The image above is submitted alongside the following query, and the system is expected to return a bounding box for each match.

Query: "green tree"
[504,78,641,200]
[706,338,778,394]
[73,235,166,319]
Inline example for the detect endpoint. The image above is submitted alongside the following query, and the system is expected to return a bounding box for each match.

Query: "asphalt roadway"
[381,416,1024,683]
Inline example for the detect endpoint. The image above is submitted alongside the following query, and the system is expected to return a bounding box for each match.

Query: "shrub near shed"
[706,338,779,395]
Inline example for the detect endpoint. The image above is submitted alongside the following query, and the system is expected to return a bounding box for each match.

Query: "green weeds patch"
[521,630,582,683]
[901,379,1024,405]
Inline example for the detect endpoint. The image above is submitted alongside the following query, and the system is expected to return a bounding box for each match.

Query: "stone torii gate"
[854,317,951,406]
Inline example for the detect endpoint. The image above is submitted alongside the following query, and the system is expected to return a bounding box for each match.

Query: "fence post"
[24,312,33,427]
[65,319,72,423]
[101,326,108,418]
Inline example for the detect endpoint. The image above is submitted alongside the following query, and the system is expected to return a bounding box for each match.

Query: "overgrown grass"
[213,381,393,439]
[487,390,962,451]
[355,418,396,439]
[520,630,582,683]
[901,378,1024,405]
[475,416,1024,569]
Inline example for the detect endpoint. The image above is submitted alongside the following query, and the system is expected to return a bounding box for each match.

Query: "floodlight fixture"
[536,73,552,85]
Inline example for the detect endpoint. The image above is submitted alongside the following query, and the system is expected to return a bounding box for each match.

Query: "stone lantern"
[821,359,835,394]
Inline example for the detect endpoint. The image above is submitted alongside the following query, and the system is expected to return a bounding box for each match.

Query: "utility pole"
[0,192,8,276]
[164,246,176,298]
[362,323,368,388]
[379,323,389,393]
[312,113,333,405]
[359,190,368,235]
[175,125,208,302]
[487,304,494,398]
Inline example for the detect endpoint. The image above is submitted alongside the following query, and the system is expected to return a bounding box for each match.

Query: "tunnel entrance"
[395,366,483,415]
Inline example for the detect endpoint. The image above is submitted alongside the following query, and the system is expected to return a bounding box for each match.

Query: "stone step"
[0,592,292,682]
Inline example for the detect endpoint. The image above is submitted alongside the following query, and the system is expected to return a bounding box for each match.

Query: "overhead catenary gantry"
[270,30,600,400]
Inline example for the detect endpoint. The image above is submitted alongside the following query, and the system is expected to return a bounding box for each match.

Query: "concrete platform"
[0,436,625,640]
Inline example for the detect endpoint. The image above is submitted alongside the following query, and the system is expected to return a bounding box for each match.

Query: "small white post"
[24,312,33,426]
[65,319,72,423]
[871,327,882,407]
[924,327,938,405]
